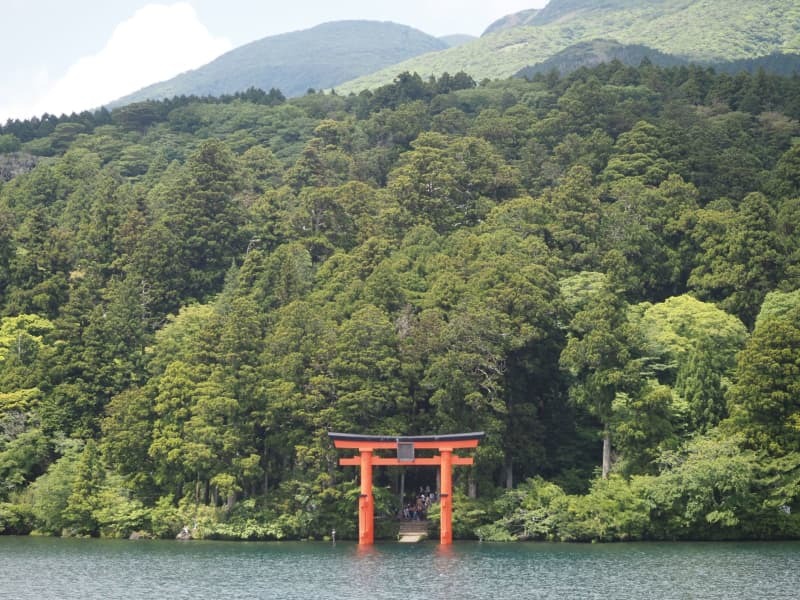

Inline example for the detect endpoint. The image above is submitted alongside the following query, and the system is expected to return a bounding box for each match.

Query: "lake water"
[1,537,799,599]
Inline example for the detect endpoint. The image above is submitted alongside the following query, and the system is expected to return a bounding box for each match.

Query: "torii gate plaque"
[328,432,484,544]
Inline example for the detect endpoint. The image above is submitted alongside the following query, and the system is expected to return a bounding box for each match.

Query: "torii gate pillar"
[439,448,453,544]
[358,449,374,545]
[329,432,484,545]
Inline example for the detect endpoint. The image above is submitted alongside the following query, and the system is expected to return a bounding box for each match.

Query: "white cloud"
[17,3,231,120]
[0,68,52,124]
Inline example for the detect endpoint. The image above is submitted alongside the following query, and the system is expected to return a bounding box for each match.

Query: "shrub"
[0,502,35,535]
[557,475,651,541]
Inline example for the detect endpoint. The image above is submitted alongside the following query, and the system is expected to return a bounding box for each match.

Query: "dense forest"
[337,0,800,93]
[1,61,799,542]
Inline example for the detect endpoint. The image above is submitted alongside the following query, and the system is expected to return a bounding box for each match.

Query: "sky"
[2,0,550,124]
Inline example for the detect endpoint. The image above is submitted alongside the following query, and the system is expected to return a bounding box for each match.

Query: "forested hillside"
[516,43,800,79]
[1,61,800,541]
[338,0,800,93]
[482,8,540,36]
[111,20,448,105]
[515,40,689,78]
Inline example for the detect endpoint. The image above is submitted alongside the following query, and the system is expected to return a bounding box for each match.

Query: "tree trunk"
[602,427,611,479]
[263,436,270,494]
[399,470,405,507]
[468,473,477,499]
[505,457,513,489]
[326,453,336,488]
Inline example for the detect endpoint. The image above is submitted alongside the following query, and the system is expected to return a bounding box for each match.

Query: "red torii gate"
[328,432,484,545]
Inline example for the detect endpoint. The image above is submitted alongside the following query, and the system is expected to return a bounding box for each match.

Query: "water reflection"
[435,544,454,558]
[354,543,380,557]
[2,538,800,600]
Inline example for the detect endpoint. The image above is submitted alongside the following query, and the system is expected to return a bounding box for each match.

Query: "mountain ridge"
[110,20,447,105]
[515,40,800,79]
[482,8,540,36]
[110,1,800,108]
[514,39,686,77]
[336,0,800,94]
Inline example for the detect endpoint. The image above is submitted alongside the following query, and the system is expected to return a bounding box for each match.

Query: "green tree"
[688,192,784,326]
[168,139,247,300]
[285,137,353,191]
[325,305,408,433]
[649,434,760,537]
[640,294,747,431]
[259,300,337,488]
[727,297,800,454]
[0,427,50,500]
[63,439,105,535]
[387,132,518,234]
[240,145,283,194]
[544,165,602,271]
[770,142,800,199]
[111,102,162,133]
[598,175,700,300]
[28,439,83,534]
[100,387,155,490]
[602,121,671,186]
[560,285,645,477]
[148,360,199,496]
[0,314,54,365]
[776,198,800,288]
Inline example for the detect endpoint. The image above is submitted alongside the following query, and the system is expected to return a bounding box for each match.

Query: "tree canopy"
[1,63,800,541]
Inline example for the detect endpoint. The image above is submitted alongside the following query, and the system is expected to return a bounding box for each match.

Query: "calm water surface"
[1,537,799,599]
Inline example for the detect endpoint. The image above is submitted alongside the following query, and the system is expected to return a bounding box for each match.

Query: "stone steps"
[398,520,430,542]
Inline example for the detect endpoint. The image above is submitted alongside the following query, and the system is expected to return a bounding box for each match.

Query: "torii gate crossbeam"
[328,432,484,545]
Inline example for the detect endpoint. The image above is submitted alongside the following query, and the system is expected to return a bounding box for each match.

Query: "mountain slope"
[483,9,540,36]
[515,39,688,77]
[337,0,800,93]
[111,21,448,104]
[515,40,800,79]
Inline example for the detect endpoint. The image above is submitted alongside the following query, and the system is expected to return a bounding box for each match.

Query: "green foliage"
[478,474,652,542]
[0,428,50,499]
[647,434,761,537]
[202,480,363,541]
[558,475,651,542]
[387,132,518,233]
[611,384,678,475]
[603,121,671,185]
[0,134,21,153]
[63,439,104,535]
[91,475,150,538]
[0,314,54,365]
[727,298,800,454]
[560,283,645,475]
[688,192,785,326]
[640,295,747,431]
[1,58,799,541]
[27,439,82,534]
[0,502,35,534]
[476,477,567,541]
[431,491,499,541]
[148,495,184,539]
[339,0,800,93]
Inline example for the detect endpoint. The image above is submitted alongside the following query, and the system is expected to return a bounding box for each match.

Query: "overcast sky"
[2,1,549,123]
